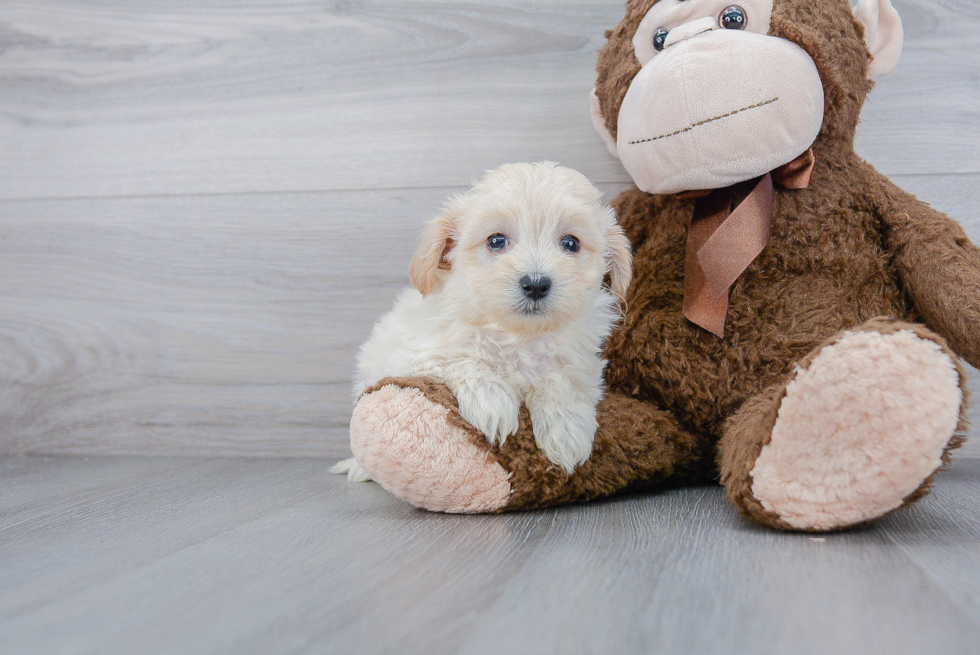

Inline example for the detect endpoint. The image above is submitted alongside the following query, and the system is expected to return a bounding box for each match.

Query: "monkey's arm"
[876,178,980,368]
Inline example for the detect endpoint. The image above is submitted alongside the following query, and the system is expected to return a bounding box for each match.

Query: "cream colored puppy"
[332,162,632,479]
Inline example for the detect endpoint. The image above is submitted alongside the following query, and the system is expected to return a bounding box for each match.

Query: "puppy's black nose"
[520,274,551,300]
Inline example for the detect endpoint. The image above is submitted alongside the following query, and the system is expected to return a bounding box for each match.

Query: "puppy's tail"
[330,457,373,483]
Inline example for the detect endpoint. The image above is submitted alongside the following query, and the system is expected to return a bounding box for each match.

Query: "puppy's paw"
[530,402,598,474]
[455,379,521,446]
[329,457,372,482]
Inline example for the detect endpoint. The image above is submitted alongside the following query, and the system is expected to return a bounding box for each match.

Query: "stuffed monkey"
[347,0,980,531]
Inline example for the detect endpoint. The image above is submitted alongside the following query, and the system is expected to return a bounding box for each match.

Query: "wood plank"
[1,176,977,457]
[0,0,977,201]
[0,456,979,654]
[0,455,195,516]
[855,0,980,175]
[0,187,451,456]
[878,463,980,621]
[459,486,980,655]
[0,458,339,624]
[0,0,628,199]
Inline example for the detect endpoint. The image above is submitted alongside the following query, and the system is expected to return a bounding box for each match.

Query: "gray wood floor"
[0,456,979,655]
[1,2,979,653]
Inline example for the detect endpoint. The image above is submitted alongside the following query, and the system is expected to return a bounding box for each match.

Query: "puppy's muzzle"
[520,274,551,301]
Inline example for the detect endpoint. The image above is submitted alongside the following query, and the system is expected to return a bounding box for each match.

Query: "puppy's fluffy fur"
[332,162,632,480]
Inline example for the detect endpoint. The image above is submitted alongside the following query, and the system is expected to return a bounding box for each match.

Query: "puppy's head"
[410,162,632,335]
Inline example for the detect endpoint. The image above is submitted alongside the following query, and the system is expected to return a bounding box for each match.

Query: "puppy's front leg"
[527,374,599,474]
[443,365,521,447]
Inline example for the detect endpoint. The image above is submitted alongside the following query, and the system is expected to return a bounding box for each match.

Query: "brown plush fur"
[604,148,915,440]
[376,376,716,512]
[587,0,980,529]
[364,0,980,528]
[496,391,716,511]
[549,0,979,522]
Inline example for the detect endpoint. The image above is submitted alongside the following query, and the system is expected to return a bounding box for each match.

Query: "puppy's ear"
[409,209,456,296]
[605,221,633,301]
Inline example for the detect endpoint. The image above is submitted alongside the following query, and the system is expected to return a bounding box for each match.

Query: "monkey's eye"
[719,5,747,30]
[487,233,508,251]
[560,235,580,253]
[652,28,669,52]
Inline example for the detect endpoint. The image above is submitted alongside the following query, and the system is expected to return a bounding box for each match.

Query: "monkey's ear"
[590,88,619,159]
[852,0,904,78]
[409,210,456,296]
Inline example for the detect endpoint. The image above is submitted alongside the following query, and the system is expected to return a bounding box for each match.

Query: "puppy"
[332,162,632,480]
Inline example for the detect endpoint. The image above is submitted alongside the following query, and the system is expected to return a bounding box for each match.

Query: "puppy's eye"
[487,233,508,251]
[652,28,669,52]
[560,235,580,253]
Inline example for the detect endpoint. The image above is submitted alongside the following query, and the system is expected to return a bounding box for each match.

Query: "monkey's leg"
[719,318,969,532]
[349,376,713,513]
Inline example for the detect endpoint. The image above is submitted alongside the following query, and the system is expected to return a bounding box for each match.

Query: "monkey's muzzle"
[617,29,824,195]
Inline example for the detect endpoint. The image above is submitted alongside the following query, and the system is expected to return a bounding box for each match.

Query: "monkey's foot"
[728,322,966,532]
[350,378,513,513]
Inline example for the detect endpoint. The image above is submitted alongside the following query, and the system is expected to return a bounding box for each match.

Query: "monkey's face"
[593,0,905,195]
[614,1,822,195]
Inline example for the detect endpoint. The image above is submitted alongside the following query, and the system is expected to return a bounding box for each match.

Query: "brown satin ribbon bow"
[681,148,815,338]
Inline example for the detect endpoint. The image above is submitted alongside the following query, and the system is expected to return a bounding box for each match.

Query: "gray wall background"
[1,0,977,457]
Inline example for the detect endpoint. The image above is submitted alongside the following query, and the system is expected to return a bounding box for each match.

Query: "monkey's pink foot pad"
[750,329,964,531]
[350,382,512,513]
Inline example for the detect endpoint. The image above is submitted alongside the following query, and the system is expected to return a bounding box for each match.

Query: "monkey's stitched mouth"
[628,97,779,146]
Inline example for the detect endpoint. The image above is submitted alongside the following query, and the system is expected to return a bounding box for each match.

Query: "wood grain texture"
[0,0,978,457]
[0,0,977,200]
[1,456,979,654]
[0,0,628,199]
[855,0,980,175]
[0,187,450,456]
